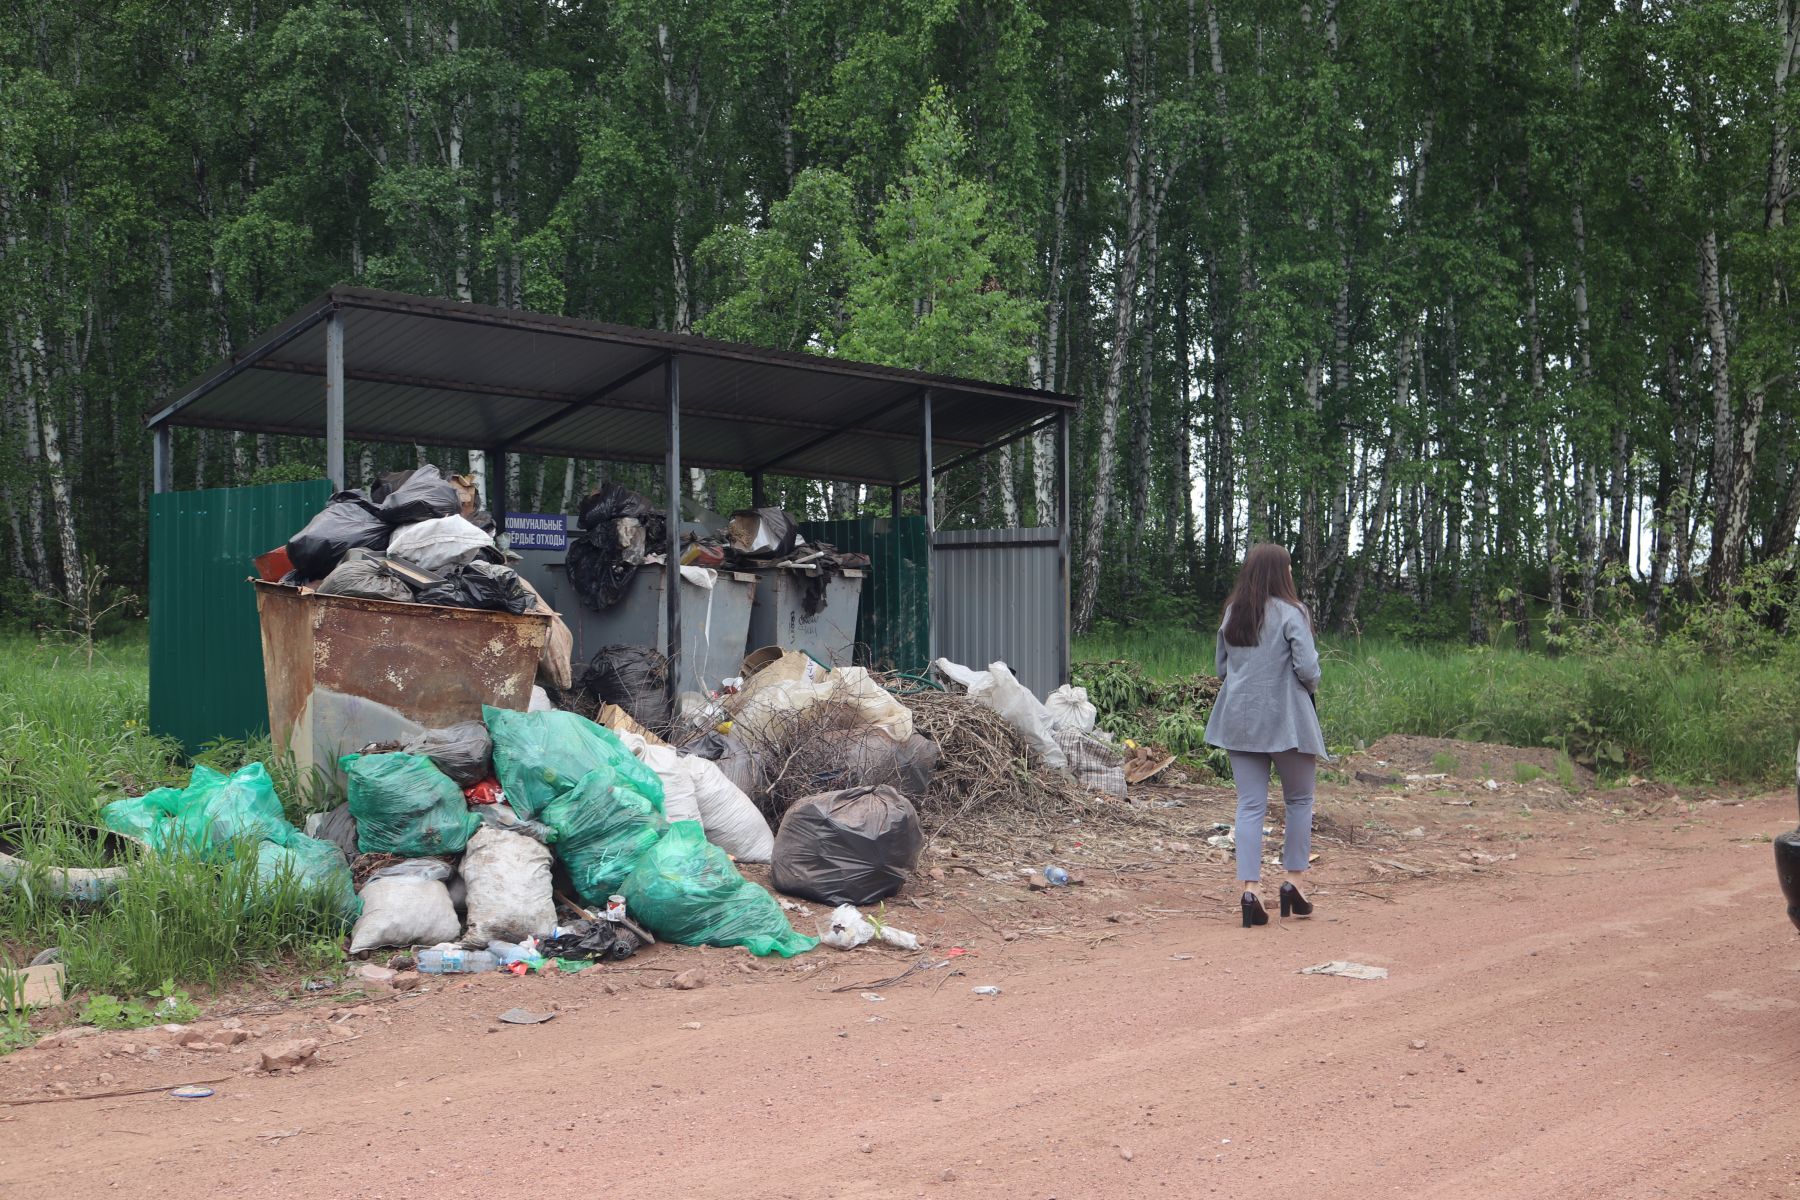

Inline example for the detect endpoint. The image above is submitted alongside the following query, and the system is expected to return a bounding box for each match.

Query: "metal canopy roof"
[147,287,1077,487]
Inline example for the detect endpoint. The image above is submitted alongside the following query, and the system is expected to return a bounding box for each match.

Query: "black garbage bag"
[287,491,390,580]
[567,485,666,611]
[580,644,671,732]
[726,507,799,558]
[536,918,640,962]
[375,463,462,525]
[770,786,924,906]
[578,482,664,540]
[565,523,645,610]
[315,551,415,603]
[807,728,938,802]
[403,721,493,788]
[414,562,533,615]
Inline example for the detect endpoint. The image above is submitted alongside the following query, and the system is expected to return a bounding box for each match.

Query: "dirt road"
[4,785,1798,1199]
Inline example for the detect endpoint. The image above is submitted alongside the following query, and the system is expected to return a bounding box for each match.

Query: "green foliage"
[246,462,326,488]
[1072,659,1227,776]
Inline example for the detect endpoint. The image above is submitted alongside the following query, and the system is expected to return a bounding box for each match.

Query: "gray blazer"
[1203,599,1327,757]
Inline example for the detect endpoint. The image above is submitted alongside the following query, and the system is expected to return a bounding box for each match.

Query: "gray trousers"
[1227,750,1316,883]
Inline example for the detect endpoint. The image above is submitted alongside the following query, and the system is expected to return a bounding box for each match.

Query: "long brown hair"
[1220,544,1306,647]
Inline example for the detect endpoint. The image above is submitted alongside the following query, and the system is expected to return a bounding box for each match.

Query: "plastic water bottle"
[1044,865,1070,886]
[486,942,544,968]
[416,948,499,974]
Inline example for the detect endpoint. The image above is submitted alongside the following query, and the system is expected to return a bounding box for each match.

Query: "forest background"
[3,0,1798,652]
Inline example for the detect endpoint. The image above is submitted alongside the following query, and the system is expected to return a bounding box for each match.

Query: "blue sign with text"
[508,513,569,552]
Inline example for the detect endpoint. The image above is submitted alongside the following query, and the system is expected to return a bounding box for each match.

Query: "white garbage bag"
[934,659,1067,770]
[349,868,462,954]
[386,515,497,572]
[1046,684,1098,733]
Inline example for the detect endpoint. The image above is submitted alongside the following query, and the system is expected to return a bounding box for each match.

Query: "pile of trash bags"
[278,463,574,691]
[559,491,868,615]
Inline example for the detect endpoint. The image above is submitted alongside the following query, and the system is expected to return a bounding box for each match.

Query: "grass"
[0,633,350,1036]
[1076,626,1800,787]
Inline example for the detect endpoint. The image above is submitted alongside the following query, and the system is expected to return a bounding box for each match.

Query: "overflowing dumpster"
[255,581,550,797]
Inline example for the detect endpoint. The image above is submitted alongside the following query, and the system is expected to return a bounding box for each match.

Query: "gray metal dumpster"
[744,565,866,668]
[524,561,757,697]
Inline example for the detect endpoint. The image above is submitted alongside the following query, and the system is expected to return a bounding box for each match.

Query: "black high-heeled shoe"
[1279,881,1314,918]
[1241,891,1269,928]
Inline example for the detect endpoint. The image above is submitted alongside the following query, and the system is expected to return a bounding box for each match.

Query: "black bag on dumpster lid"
[315,550,415,603]
[726,507,799,558]
[374,463,462,525]
[286,491,390,579]
[403,721,492,788]
[769,785,924,906]
[578,482,664,538]
[414,562,532,615]
[580,644,672,732]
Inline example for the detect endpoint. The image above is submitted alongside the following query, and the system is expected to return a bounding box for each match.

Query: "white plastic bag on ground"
[1046,684,1098,733]
[683,753,774,862]
[459,826,557,945]
[818,903,876,949]
[935,659,1067,770]
[386,514,497,572]
[349,873,461,953]
[816,903,920,950]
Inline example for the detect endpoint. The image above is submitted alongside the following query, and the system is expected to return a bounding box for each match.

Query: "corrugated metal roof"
[148,287,1076,486]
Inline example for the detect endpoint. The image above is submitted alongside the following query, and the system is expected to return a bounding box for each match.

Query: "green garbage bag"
[101,787,182,847]
[253,834,361,922]
[622,821,816,958]
[484,706,664,819]
[343,752,480,856]
[173,763,295,854]
[541,767,668,905]
[101,764,294,856]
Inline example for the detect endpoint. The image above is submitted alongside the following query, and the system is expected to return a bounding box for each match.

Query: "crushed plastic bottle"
[416,948,499,974]
[486,941,546,968]
[1043,866,1070,886]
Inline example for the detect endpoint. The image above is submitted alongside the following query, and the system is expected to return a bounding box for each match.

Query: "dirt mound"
[1350,734,1596,790]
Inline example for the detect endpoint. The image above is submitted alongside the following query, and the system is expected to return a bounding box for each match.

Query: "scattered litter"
[1483,779,1500,791]
[971,985,1002,997]
[1043,865,1070,886]
[1206,833,1234,849]
[2,962,65,1008]
[1299,961,1388,981]
[861,992,885,1002]
[169,1086,214,1100]
[497,1008,557,1025]
[1169,954,1194,961]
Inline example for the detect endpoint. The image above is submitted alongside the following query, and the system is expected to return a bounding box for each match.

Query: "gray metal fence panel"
[931,527,1066,699]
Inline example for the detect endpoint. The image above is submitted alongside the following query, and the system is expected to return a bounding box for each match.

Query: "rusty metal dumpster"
[254,581,550,798]
[744,565,866,668]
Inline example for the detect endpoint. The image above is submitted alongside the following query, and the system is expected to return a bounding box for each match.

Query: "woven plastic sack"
[484,706,664,819]
[1052,728,1126,799]
[459,826,556,944]
[1045,684,1098,733]
[254,834,361,922]
[541,768,668,904]
[622,821,815,957]
[343,752,481,856]
[349,873,460,953]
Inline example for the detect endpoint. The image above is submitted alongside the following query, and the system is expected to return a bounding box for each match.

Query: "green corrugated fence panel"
[799,516,931,675]
[149,479,333,756]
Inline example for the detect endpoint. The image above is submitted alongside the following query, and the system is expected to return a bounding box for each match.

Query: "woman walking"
[1203,544,1327,928]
